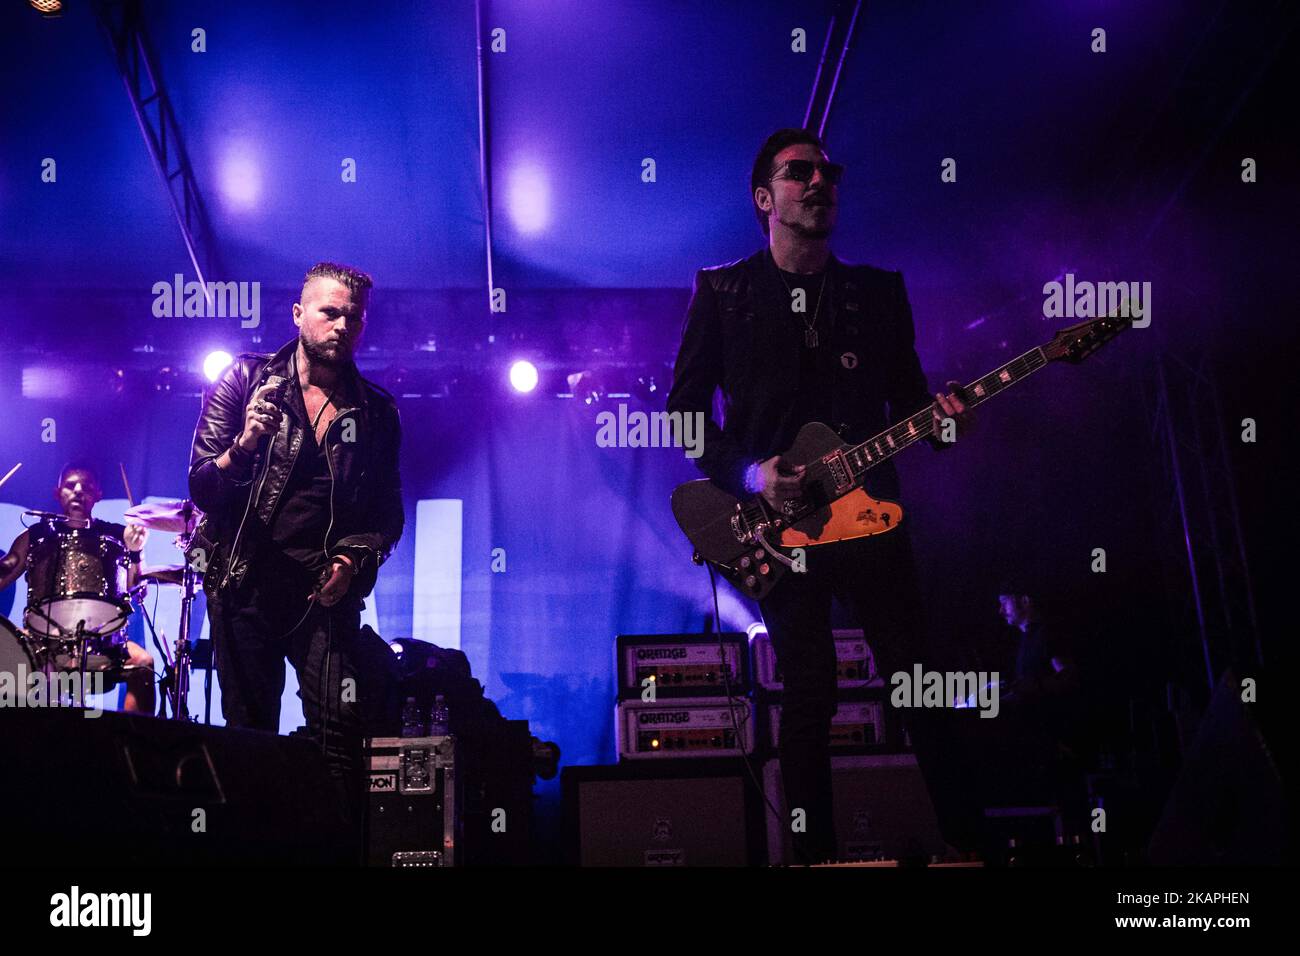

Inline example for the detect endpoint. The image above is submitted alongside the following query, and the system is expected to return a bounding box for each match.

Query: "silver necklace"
[294,354,336,437]
[775,267,829,348]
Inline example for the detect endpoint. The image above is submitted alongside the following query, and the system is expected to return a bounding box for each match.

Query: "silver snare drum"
[24,521,130,669]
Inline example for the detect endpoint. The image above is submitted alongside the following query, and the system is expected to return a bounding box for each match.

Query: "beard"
[778,205,835,240]
[301,332,350,366]
[789,223,832,240]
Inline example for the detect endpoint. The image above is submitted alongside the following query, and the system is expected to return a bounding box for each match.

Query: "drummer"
[0,463,155,714]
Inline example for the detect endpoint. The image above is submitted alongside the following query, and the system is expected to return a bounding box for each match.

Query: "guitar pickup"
[823,451,853,494]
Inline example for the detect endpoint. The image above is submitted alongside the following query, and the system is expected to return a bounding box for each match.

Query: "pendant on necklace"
[804,328,819,348]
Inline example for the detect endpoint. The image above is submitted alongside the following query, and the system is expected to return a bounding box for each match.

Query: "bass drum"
[1,614,36,680]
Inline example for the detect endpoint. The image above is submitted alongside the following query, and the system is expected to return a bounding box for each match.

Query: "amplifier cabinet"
[763,755,951,865]
[562,759,764,866]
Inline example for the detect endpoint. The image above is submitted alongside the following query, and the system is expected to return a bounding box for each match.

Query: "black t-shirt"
[1015,621,1070,683]
[776,265,836,430]
[257,428,333,594]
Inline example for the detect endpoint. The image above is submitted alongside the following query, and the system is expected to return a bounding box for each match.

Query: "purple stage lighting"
[509,360,539,393]
[218,144,263,211]
[203,350,234,383]
[506,164,550,234]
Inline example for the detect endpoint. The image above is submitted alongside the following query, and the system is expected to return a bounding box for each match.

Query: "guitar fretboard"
[842,346,1049,479]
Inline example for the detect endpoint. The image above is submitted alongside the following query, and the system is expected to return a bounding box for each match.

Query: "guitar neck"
[843,345,1050,479]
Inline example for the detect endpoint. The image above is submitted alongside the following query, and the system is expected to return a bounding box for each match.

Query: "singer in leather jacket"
[189,338,403,602]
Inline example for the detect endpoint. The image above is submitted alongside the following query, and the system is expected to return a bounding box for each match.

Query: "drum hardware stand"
[130,583,174,718]
[20,604,58,702]
[24,605,88,708]
[139,571,197,722]
[170,500,201,722]
[75,619,91,710]
[172,621,193,720]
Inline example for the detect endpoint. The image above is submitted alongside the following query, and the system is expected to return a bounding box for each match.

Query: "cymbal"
[137,565,199,586]
[123,500,202,532]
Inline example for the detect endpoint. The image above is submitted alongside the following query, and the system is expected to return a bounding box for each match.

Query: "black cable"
[705,562,784,837]
[203,603,214,725]
[219,362,280,592]
[322,610,333,813]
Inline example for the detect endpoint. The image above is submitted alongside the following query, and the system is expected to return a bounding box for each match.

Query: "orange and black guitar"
[671,314,1132,600]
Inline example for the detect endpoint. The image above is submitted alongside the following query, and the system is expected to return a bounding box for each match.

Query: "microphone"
[250,374,290,465]
[261,374,290,434]
[263,374,290,409]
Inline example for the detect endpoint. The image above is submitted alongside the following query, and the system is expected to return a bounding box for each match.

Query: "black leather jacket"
[188,338,403,600]
[667,248,943,500]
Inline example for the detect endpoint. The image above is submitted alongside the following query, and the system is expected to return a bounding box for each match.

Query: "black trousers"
[758,528,938,864]
[207,578,375,823]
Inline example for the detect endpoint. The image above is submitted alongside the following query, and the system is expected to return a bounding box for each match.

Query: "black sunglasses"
[771,159,844,186]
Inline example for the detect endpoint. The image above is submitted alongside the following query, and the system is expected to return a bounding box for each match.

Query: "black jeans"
[759,529,935,864]
[207,578,376,823]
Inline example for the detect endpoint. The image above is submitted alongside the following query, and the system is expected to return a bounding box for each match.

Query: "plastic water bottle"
[429,694,450,737]
[401,697,424,737]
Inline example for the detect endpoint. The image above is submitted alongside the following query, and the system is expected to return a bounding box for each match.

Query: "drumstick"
[119,462,135,507]
[0,462,20,491]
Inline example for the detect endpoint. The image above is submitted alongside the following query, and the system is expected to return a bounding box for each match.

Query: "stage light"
[30,0,63,17]
[203,350,234,382]
[218,143,263,210]
[506,163,550,234]
[509,360,539,393]
[21,365,74,400]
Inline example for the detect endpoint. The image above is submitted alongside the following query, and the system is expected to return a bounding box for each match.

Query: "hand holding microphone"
[236,375,289,454]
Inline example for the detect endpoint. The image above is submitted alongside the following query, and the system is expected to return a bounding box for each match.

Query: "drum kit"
[2,499,209,720]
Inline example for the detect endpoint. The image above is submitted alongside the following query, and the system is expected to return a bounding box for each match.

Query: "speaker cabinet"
[763,754,951,865]
[562,759,764,866]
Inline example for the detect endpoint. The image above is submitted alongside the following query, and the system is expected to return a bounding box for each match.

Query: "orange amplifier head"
[616,697,755,759]
[616,633,751,700]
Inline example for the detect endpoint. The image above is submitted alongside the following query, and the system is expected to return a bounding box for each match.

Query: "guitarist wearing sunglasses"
[667,128,973,864]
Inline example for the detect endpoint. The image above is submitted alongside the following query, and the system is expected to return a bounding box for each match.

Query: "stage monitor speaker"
[1147,669,1286,865]
[562,759,764,866]
[764,754,952,865]
[0,708,353,866]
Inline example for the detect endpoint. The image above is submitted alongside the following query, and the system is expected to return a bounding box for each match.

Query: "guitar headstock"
[1043,313,1132,364]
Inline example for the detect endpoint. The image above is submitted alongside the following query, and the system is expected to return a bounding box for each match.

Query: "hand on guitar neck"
[933,380,975,441]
